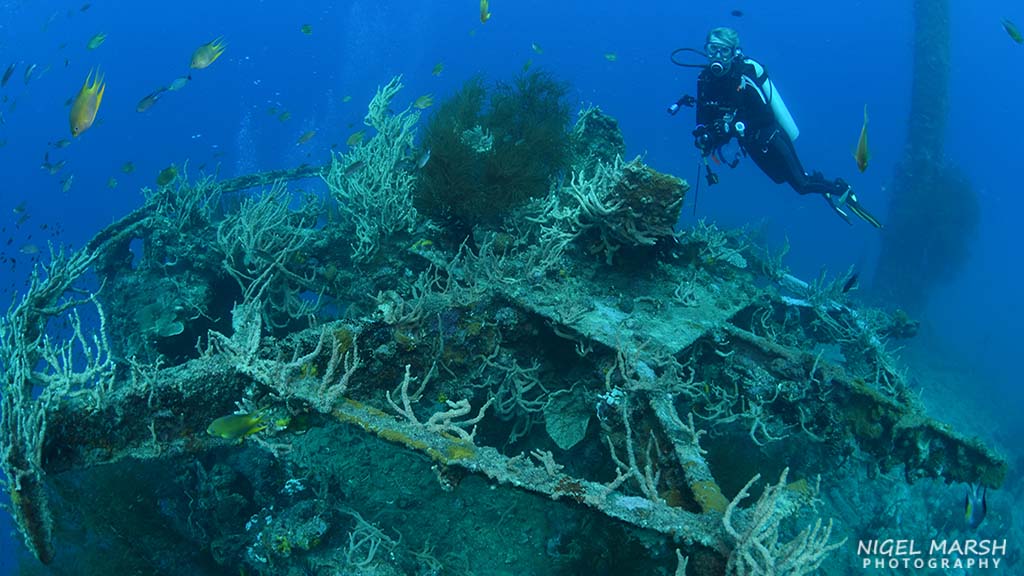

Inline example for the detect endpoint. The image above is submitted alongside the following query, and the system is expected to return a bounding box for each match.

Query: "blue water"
[0,0,1021,572]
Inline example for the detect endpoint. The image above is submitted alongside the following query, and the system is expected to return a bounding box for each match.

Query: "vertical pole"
[873,0,978,312]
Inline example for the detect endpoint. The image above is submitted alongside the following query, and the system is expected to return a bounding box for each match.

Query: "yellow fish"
[604,52,618,62]
[346,130,365,146]
[413,94,434,109]
[854,104,870,173]
[432,62,444,76]
[190,37,226,70]
[135,87,167,113]
[207,410,267,440]
[69,68,105,137]
[480,0,491,23]
[296,129,317,145]
[301,24,313,35]
[156,164,178,186]
[87,32,106,50]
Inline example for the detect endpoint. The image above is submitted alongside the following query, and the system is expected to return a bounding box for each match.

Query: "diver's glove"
[824,181,883,228]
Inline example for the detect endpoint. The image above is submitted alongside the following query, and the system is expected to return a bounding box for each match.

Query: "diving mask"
[705,42,735,75]
[705,43,734,59]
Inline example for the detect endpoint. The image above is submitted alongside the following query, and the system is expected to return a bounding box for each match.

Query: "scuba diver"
[668,27,882,228]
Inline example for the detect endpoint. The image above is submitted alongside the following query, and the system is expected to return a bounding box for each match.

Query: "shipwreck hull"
[1,83,1006,575]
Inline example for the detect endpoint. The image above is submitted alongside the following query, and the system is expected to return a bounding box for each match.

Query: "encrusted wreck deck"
[1,78,1006,575]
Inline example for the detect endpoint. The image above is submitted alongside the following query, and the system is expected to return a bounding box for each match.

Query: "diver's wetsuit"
[694,57,843,197]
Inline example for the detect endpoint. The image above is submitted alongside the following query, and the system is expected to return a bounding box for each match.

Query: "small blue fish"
[1002,18,1023,44]
[964,484,987,529]
[416,148,431,169]
[841,272,859,294]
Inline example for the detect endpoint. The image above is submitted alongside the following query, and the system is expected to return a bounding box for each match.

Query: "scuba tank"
[760,75,799,141]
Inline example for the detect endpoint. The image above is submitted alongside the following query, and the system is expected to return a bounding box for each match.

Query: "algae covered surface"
[0,76,1008,575]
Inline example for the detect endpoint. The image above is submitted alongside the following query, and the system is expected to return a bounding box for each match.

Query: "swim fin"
[824,190,853,225]
[847,196,883,229]
[824,188,883,228]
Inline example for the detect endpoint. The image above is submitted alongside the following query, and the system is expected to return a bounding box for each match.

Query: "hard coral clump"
[570,157,688,255]
[416,70,571,228]
[612,161,687,239]
[569,106,626,175]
